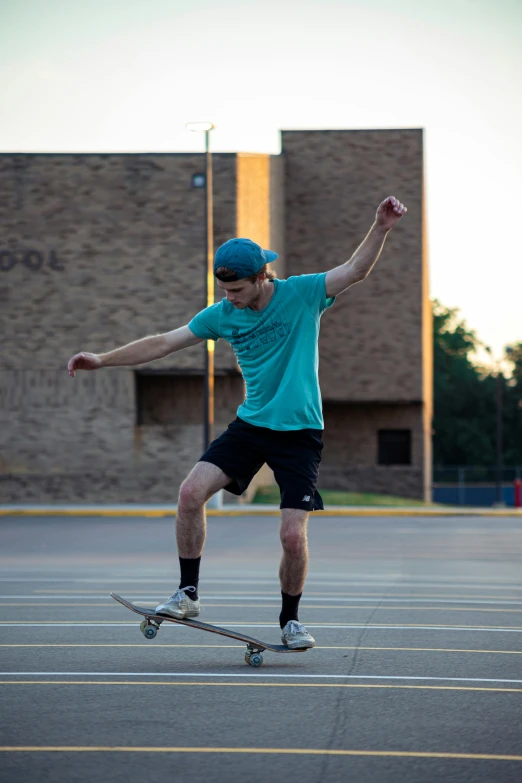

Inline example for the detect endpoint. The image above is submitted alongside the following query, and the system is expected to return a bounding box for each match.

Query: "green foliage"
[432,301,522,466]
[504,342,522,465]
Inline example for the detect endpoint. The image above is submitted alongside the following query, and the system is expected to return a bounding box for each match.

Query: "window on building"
[378,429,412,465]
[135,371,244,426]
[136,374,202,425]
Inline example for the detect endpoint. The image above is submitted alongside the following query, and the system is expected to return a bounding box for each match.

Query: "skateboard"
[111,593,309,667]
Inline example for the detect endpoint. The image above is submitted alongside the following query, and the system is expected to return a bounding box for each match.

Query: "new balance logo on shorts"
[302,495,311,502]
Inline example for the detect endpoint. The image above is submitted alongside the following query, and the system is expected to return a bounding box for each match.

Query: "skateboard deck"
[111,593,309,667]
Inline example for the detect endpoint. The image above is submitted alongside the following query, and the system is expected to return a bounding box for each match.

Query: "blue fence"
[433,485,517,507]
[433,466,521,507]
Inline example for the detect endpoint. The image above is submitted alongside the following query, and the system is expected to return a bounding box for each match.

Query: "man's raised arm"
[325,196,407,298]
[67,325,203,377]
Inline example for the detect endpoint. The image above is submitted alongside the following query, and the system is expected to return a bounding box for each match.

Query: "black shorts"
[200,417,324,511]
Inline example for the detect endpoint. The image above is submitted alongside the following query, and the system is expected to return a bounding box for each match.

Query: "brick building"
[0,130,432,503]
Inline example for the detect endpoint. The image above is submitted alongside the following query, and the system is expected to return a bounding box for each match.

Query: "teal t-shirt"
[188,273,335,431]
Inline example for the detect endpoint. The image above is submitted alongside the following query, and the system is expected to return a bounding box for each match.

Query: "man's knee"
[178,477,206,511]
[178,462,229,510]
[280,524,307,558]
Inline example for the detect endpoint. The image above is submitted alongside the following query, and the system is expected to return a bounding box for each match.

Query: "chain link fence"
[433,466,522,507]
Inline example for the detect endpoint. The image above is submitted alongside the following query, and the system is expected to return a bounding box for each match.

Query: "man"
[67,195,406,649]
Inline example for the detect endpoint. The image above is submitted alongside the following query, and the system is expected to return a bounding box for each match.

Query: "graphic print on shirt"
[229,302,292,355]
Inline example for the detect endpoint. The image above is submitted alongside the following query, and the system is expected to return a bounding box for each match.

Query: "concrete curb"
[0,505,521,518]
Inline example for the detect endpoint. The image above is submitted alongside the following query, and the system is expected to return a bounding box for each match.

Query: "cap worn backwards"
[214,238,279,281]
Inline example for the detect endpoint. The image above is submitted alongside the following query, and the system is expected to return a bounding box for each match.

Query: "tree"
[433,300,496,467]
[433,302,522,469]
[503,342,522,465]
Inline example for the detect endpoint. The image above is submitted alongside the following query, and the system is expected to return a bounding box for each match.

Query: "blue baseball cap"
[214,238,279,281]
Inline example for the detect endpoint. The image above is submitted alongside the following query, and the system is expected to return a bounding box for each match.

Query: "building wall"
[236,152,286,277]
[282,129,425,402]
[320,403,425,499]
[421,175,434,499]
[0,153,236,502]
[269,155,286,278]
[0,153,239,372]
[282,130,431,499]
[0,134,431,504]
[236,154,270,249]
[0,152,279,503]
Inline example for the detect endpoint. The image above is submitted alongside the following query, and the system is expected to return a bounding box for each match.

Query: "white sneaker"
[155,587,200,619]
[281,620,315,649]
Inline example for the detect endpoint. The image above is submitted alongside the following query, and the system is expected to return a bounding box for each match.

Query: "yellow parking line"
[1,681,521,693]
[0,746,521,760]
[1,644,522,655]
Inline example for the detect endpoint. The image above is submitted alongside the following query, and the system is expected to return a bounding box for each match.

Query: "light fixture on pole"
[186,122,215,452]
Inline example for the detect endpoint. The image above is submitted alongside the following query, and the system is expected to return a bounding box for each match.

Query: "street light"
[186,122,215,452]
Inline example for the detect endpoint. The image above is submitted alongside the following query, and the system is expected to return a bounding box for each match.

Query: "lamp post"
[186,122,215,451]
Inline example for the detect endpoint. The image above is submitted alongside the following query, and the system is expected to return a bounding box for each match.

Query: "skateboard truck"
[245,643,266,668]
[139,617,162,640]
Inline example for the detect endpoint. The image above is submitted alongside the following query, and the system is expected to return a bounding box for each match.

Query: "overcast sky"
[1,0,520,360]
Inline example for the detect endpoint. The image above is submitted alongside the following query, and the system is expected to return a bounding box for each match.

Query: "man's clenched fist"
[67,352,102,377]
[376,196,407,231]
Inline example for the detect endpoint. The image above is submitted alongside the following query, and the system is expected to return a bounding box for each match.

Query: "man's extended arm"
[67,325,203,377]
[325,196,407,298]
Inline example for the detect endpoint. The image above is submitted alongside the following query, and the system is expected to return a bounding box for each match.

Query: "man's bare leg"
[176,461,231,557]
[156,461,231,618]
[279,508,310,595]
[278,508,315,647]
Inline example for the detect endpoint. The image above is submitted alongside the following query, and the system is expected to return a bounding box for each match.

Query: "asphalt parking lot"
[1,512,522,782]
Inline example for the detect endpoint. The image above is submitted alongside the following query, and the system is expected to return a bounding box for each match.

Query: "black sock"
[279,591,302,629]
[178,557,201,600]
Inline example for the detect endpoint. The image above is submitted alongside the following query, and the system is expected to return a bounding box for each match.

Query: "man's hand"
[376,196,407,232]
[68,352,102,377]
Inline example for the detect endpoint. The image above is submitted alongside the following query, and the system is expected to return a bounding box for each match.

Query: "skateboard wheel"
[249,653,263,667]
[140,620,159,639]
[244,652,251,664]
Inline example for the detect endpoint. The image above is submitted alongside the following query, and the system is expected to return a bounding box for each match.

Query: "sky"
[1,0,521,362]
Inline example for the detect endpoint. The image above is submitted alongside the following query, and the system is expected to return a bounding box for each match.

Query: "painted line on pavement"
[2,643,522,655]
[1,578,522,590]
[0,746,521,760]
[21,594,522,605]
[32,591,522,600]
[3,672,522,685]
[5,602,522,613]
[3,622,522,633]
[2,681,522,693]
[8,596,522,608]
